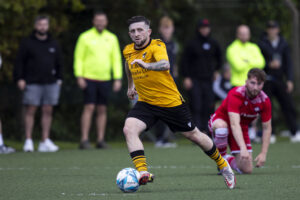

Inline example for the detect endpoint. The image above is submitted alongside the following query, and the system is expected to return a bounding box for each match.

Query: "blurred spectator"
[0,54,15,154]
[181,19,222,133]
[14,15,62,152]
[226,25,265,142]
[74,11,122,149]
[154,16,178,148]
[226,25,265,87]
[213,63,232,101]
[258,20,300,143]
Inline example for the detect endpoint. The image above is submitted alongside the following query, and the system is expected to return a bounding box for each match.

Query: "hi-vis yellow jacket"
[226,39,265,86]
[74,27,122,81]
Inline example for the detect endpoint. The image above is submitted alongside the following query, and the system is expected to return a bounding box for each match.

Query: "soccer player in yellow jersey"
[123,16,236,189]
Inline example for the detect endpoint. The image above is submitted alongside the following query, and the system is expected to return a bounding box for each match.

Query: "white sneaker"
[220,160,236,189]
[38,139,59,152]
[290,131,300,143]
[270,135,276,144]
[280,130,291,137]
[23,139,34,152]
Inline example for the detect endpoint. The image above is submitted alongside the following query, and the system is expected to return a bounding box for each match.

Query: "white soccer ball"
[116,167,140,193]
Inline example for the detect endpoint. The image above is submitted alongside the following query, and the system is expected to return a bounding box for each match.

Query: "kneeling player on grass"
[122,15,236,189]
[209,68,272,174]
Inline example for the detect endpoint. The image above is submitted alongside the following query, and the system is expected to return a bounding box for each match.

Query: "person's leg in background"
[154,120,177,148]
[80,80,96,149]
[95,104,108,148]
[95,81,111,149]
[0,119,15,154]
[37,83,60,152]
[273,81,300,142]
[262,80,276,143]
[22,84,42,152]
[189,79,202,129]
[200,81,215,134]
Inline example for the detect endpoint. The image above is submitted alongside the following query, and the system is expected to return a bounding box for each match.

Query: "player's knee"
[240,162,253,174]
[214,127,229,137]
[84,104,95,113]
[123,125,131,137]
[242,167,253,174]
[212,119,228,130]
[182,128,197,139]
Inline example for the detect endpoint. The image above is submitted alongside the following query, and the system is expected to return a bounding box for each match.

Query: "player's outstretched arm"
[254,119,271,167]
[131,59,170,71]
[228,112,250,160]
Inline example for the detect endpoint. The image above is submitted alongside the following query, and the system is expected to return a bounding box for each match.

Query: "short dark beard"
[36,30,48,36]
[135,38,147,48]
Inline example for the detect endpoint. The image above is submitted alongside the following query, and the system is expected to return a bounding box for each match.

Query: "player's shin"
[213,128,229,156]
[205,143,228,170]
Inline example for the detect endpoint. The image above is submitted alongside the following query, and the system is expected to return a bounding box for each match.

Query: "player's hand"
[286,80,293,93]
[269,60,280,69]
[77,77,87,89]
[57,79,63,86]
[17,79,26,91]
[240,148,250,160]
[254,152,266,168]
[183,78,193,90]
[127,88,137,100]
[113,80,122,92]
[131,59,149,69]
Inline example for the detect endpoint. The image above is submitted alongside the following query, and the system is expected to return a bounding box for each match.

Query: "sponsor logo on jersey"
[142,52,147,59]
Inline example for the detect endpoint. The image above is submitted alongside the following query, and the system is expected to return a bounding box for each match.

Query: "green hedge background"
[0,0,299,142]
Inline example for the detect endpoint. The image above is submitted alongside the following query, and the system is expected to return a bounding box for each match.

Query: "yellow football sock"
[205,144,228,170]
[130,150,148,172]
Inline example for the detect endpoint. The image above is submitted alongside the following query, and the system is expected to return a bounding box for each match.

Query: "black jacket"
[181,33,222,81]
[14,32,63,84]
[258,34,293,81]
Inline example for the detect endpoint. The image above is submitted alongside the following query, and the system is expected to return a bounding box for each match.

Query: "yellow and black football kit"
[124,39,230,177]
[123,39,182,108]
[123,39,195,133]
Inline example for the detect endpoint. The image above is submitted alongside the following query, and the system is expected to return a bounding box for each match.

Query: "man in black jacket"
[14,15,63,152]
[258,20,300,143]
[181,19,222,133]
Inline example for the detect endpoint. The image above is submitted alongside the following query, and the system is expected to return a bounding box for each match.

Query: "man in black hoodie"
[14,15,63,152]
[258,20,300,143]
[181,19,222,133]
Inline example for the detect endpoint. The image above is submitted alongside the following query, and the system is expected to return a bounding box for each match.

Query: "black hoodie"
[14,32,63,84]
[181,33,222,81]
[258,34,293,81]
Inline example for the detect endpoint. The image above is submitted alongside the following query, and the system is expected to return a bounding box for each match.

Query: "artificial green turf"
[1,140,300,200]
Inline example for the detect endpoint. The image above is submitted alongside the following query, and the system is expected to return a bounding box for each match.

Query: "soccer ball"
[116,168,140,193]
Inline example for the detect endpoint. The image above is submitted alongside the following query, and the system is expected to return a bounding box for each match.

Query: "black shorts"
[83,79,111,105]
[127,101,196,132]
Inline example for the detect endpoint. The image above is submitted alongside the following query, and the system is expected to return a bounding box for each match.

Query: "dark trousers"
[263,80,298,135]
[189,80,215,133]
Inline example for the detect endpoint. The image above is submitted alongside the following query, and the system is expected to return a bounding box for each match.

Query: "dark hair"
[247,68,266,82]
[93,10,106,18]
[34,15,49,24]
[127,16,150,26]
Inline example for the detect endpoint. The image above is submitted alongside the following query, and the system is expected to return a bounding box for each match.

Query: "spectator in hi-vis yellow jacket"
[74,11,122,149]
[226,25,265,87]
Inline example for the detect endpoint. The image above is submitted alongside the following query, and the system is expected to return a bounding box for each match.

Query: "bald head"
[236,25,250,43]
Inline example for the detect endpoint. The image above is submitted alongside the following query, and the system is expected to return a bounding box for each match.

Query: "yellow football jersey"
[123,39,183,107]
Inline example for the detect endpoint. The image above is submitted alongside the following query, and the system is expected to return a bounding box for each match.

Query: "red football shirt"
[215,86,272,127]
